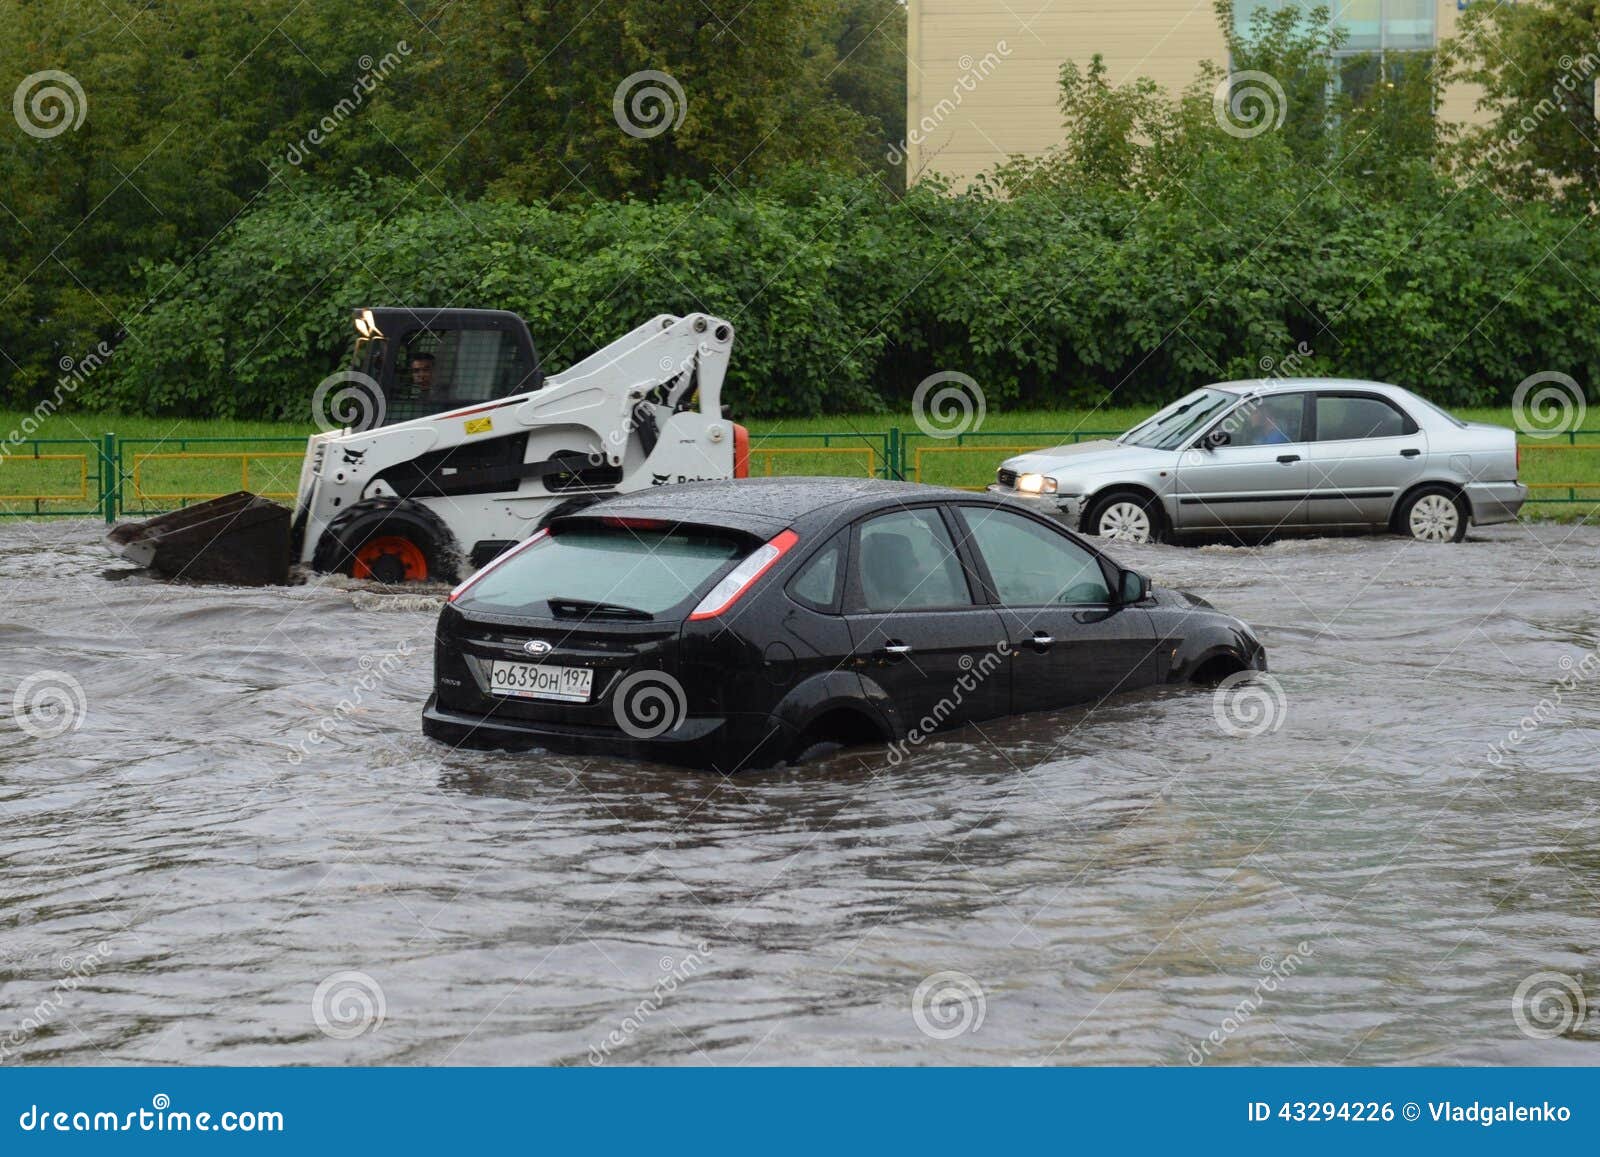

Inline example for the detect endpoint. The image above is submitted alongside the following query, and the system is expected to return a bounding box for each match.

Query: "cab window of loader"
[392,328,532,421]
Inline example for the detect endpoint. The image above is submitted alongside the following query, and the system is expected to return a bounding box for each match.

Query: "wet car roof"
[564,477,977,536]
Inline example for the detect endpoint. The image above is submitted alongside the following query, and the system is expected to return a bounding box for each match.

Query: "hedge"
[88,171,1598,420]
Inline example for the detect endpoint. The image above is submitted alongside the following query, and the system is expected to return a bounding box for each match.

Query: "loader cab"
[349,307,544,426]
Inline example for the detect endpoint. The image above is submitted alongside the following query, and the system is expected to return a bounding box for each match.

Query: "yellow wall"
[906,0,1484,188]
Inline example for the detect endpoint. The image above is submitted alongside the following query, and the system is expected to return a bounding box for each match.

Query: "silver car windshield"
[1120,388,1239,450]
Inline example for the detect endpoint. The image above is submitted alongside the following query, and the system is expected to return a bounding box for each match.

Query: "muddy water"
[2,517,1598,1066]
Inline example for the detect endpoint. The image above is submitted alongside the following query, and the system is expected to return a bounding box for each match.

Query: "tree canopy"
[0,0,906,399]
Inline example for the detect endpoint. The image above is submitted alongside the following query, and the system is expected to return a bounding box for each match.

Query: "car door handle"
[1026,632,1054,651]
[1400,448,1421,458]
[1276,454,1300,464]
[880,643,914,657]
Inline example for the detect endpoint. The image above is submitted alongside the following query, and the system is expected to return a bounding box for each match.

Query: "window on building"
[1232,0,1437,61]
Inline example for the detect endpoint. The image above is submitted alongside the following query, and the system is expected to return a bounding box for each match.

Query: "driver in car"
[1242,402,1291,445]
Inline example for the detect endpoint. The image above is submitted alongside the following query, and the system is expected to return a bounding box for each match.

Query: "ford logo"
[523,640,553,657]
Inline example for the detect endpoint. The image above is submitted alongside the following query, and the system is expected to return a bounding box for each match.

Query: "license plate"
[487,660,593,703]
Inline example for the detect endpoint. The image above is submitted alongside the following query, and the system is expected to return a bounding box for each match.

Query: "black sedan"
[422,477,1267,772]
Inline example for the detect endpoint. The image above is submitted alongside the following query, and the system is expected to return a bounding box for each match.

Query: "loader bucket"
[106,491,292,586]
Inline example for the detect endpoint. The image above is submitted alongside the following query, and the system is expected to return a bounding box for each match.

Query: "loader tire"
[312,498,460,584]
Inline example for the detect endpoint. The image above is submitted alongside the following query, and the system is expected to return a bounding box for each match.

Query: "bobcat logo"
[653,472,721,485]
[341,447,367,466]
[652,473,671,485]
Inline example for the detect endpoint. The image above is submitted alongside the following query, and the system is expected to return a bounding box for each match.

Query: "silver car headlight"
[1016,473,1057,495]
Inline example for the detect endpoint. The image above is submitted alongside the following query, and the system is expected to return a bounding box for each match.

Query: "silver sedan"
[990,379,1528,544]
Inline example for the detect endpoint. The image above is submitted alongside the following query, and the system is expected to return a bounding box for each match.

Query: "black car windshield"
[460,525,747,618]
[1120,388,1240,450]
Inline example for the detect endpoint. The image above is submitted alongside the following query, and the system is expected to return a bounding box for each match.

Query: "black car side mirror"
[1118,569,1150,605]
[1201,428,1231,449]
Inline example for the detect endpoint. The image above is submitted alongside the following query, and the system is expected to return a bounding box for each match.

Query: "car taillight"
[1516,443,1521,474]
[689,529,798,621]
[732,423,750,479]
[448,528,549,603]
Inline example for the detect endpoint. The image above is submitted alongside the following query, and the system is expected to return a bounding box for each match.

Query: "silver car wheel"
[1098,501,1152,543]
[1407,493,1460,542]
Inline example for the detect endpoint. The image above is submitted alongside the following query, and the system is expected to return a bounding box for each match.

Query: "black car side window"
[855,509,973,612]
[787,534,845,612]
[957,506,1111,607]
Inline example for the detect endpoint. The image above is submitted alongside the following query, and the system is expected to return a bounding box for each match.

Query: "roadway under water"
[2,518,1598,1064]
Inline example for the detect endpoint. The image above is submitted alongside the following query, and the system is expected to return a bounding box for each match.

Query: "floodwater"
[2,517,1598,1066]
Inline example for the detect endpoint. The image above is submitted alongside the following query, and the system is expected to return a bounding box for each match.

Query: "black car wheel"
[312,498,460,583]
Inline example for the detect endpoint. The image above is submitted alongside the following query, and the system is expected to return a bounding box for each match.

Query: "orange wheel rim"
[353,535,428,582]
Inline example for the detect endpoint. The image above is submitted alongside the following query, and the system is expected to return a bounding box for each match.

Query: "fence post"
[887,427,905,480]
[101,432,118,524]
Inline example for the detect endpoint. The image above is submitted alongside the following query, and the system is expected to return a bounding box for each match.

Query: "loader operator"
[408,351,437,395]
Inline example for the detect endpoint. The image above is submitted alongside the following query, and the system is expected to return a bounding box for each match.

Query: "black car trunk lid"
[439,609,682,730]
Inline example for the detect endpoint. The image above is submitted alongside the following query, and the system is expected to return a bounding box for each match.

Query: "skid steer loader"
[108,308,749,585]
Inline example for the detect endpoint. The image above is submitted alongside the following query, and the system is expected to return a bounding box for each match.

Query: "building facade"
[904,0,1480,187]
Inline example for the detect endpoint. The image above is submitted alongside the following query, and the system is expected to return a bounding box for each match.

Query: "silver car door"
[1174,392,1311,531]
[1304,392,1428,527]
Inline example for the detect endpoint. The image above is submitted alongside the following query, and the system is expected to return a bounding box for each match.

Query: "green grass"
[2,406,1596,521]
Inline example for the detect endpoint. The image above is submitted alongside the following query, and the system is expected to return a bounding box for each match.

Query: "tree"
[813,0,907,178]
[363,0,875,202]
[0,0,891,403]
[1445,0,1600,199]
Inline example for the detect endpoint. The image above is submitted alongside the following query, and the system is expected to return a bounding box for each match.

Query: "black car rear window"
[460,525,747,617]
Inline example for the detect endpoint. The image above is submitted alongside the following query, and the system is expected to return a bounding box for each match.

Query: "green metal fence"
[1,428,1596,521]
[115,436,308,519]
[0,436,115,520]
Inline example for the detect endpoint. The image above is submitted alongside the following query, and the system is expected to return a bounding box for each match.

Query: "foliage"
[89,171,1600,420]
[991,2,1443,199]
[0,0,903,401]
[1445,0,1600,199]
